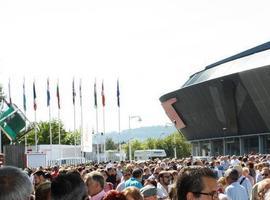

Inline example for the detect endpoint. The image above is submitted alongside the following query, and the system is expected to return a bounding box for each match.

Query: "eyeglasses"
[192,191,218,199]
[163,176,171,179]
[262,173,269,176]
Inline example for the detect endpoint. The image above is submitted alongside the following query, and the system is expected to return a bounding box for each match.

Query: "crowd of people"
[0,154,270,200]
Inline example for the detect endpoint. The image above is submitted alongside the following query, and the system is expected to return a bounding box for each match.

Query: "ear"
[186,192,194,200]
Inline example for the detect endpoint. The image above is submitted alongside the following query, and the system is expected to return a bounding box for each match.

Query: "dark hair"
[51,171,87,200]
[35,182,51,200]
[34,170,46,178]
[225,169,239,182]
[103,190,126,200]
[132,168,143,179]
[176,166,216,200]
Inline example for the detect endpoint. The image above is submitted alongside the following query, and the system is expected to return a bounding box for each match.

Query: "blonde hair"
[123,187,143,200]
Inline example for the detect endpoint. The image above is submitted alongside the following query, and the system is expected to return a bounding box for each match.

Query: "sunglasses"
[262,173,269,176]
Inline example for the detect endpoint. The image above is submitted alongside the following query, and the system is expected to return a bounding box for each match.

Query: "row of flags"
[8,78,120,112]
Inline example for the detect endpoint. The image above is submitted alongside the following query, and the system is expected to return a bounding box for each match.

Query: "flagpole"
[23,78,27,154]
[94,79,100,164]
[33,80,38,152]
[73,78,77,158]
[118,107,121,161]
[117,79,121,161]
[101,80,106,162]
[58,108,61,161]
[103,106,106,162]
[79,79,83,163]
[34,109,37,152]
[57,79,62,162]
[96,107,99,164]
[47,78,52,164]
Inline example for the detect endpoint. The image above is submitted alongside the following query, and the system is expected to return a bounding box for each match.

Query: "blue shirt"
[124,177,143,189]
[225,182,248,200]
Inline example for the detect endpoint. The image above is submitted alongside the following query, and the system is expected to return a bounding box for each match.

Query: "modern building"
[160,42,270,156]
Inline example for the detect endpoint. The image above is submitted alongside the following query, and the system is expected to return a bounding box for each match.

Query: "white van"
[134,149,166,161]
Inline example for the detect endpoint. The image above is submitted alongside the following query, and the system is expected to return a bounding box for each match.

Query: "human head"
[122,168,132,181]
[0,166,32,200]
[140,185,157,200]
[132,168,143,179]
[85,171,105,197]
[158,171,171,186]
[242,167,250,177]
[176,166,218,200]
[257,178,270,200]
[261,167,270,179]
[123,187,144,200]
[51,171,87,200]
[103,190,126,200]
[224,168,239,185]
[33,170,46,186]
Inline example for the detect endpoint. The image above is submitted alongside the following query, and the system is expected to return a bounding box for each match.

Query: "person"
[116,168,132,192]
[257,178,270,200]
[98,169,114,192]
[140,184,158,200]
[123,187,144,200]
[51,171,88,200]
[125,168,143,189]
[85,171,106,200]
[176,166,218,200]
[251,167,270,200]
[33,170,47,190]
[35,181,51,200]
[103,190,127,200]
[157,171,171,199]
[224,168,248,200]
[234,165,252,197]
[0,166,33,200]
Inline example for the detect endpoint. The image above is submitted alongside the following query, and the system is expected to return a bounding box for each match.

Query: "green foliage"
[122,131,191,159]
[106,137,117,150]
[21,120,80,145]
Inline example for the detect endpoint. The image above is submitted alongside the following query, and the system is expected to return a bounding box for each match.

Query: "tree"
[122,131,191,159]
[23,120,78,145]
[106,137,117,150]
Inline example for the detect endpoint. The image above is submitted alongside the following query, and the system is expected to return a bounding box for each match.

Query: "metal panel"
[3,145,25,168]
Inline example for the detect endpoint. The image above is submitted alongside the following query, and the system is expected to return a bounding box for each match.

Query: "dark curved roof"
[183,41,270,88]
[205,41,270,69]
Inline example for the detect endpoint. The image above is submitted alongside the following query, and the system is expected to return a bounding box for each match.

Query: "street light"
[165,122,177,159]
[128,115,142,162]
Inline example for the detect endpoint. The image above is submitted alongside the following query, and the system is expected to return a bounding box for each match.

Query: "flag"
[23,78,26,111]
[47,78,50,107]
[8,78,12,104]
[72,78,76,105]
[56,80,60,109]
[101,80,105,107]
[117,79,120,107]
[33,81,37,111]
[94,80,97,108]
[79,79,82,106]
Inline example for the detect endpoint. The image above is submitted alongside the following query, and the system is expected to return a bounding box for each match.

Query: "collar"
[91,190,106,200]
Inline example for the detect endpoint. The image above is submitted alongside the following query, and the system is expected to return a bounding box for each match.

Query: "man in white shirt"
[157,171,171,199]
[225,168,248,200]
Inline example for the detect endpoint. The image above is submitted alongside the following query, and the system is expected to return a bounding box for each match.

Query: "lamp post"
[128,115,142,162]
[165,122,177,159]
